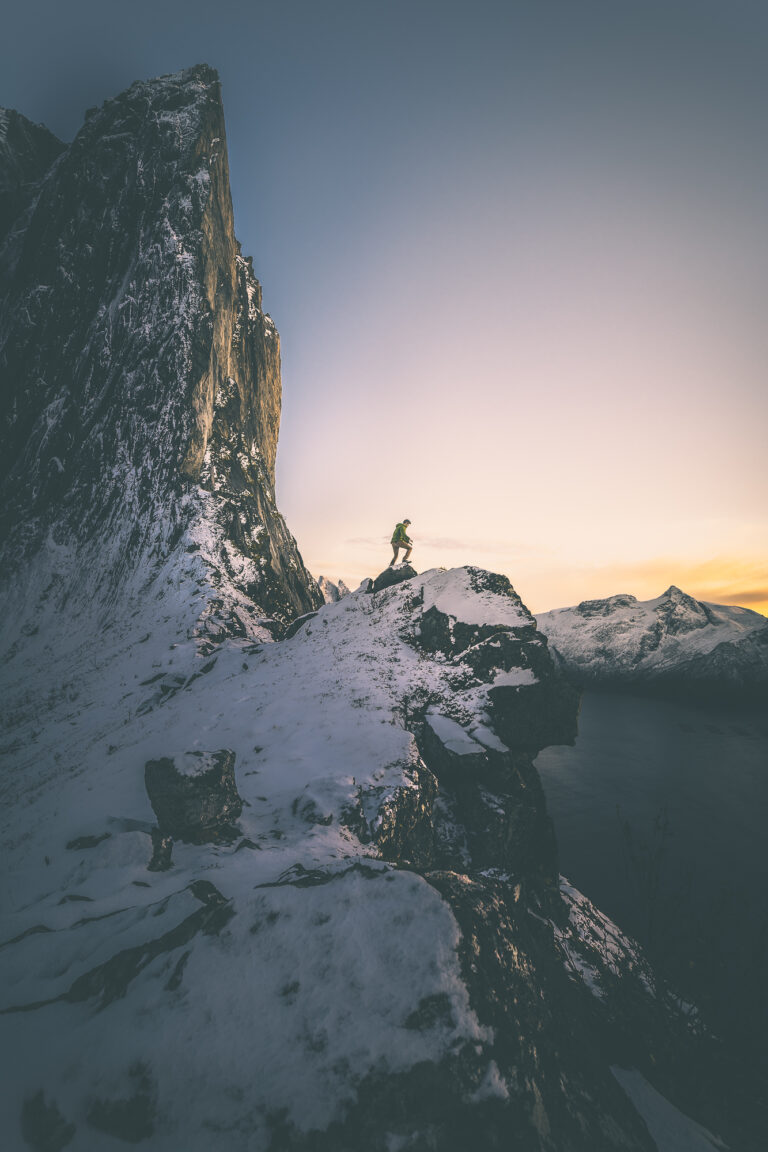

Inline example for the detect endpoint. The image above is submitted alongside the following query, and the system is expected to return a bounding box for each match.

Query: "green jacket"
[391,523,411,545]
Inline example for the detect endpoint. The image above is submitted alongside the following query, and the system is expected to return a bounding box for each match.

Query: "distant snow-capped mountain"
[537,585,768,701]
[316,575,351,603]
[0,107,64,241]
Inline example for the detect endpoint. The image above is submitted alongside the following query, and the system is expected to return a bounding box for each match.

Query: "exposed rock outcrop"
[145,749,242,845]
[371,562,418,592]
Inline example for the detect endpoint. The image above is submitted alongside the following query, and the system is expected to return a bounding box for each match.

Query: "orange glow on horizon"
[305,542,768,620]
[522,555,768,618]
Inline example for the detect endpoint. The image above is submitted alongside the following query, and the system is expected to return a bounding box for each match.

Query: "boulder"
[371,564,417,593]
[144,750,242,844]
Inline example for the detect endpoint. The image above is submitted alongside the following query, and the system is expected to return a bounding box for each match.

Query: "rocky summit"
[0,67,755,1152]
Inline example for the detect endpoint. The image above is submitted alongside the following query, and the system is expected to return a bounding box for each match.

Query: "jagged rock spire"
[0,107,64,244]
[0,65,320,646]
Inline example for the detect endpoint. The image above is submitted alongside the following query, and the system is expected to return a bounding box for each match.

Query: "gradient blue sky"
[3,1,767,612]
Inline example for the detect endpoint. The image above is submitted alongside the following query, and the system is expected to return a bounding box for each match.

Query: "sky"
[2,0,767,614]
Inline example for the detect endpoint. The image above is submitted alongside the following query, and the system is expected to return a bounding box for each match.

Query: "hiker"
[390,519,413,566]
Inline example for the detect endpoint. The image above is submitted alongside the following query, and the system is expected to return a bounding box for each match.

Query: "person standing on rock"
[390,519,413,566]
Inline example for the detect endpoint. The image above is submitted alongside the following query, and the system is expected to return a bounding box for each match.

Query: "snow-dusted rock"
[371,562,419,592]
[0,64,321,661]
[1,560,735,1151]
[538,585,768,701]
[316,576,351,603]
[144,749,242,846]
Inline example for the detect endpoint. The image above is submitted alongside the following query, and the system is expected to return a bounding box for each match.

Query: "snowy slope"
[1,564,734,1151]
[537,585,768,699]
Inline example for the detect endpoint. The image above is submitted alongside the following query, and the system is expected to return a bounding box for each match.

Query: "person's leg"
[402,547,412,562]
[390,545,399,566]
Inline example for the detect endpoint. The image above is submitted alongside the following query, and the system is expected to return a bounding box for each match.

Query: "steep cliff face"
[0,109,64,245]
[0,65,320,659]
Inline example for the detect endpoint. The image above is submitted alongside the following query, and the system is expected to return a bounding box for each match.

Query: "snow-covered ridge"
[537,585,768,699]
[419,565,530,629]
[0,567,555,1144]
[1,561,730,1149]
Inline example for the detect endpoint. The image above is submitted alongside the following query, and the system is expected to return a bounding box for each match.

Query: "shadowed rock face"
[20,1089,76,1152]
[145,749,243,845]
[0,65,320,643]
[0,108,64,246]
[371,563,418,592]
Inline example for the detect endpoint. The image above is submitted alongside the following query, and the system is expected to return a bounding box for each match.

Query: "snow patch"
[611,1067,728,1151]
[417,568,530,629]
[426,711,484,756]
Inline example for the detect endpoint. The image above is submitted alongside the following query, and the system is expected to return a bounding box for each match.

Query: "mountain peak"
[538,585,768,700]
[661,584,687,600]
[0,107,65,243]
[317,575,352,603]
[0,66,319,662]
